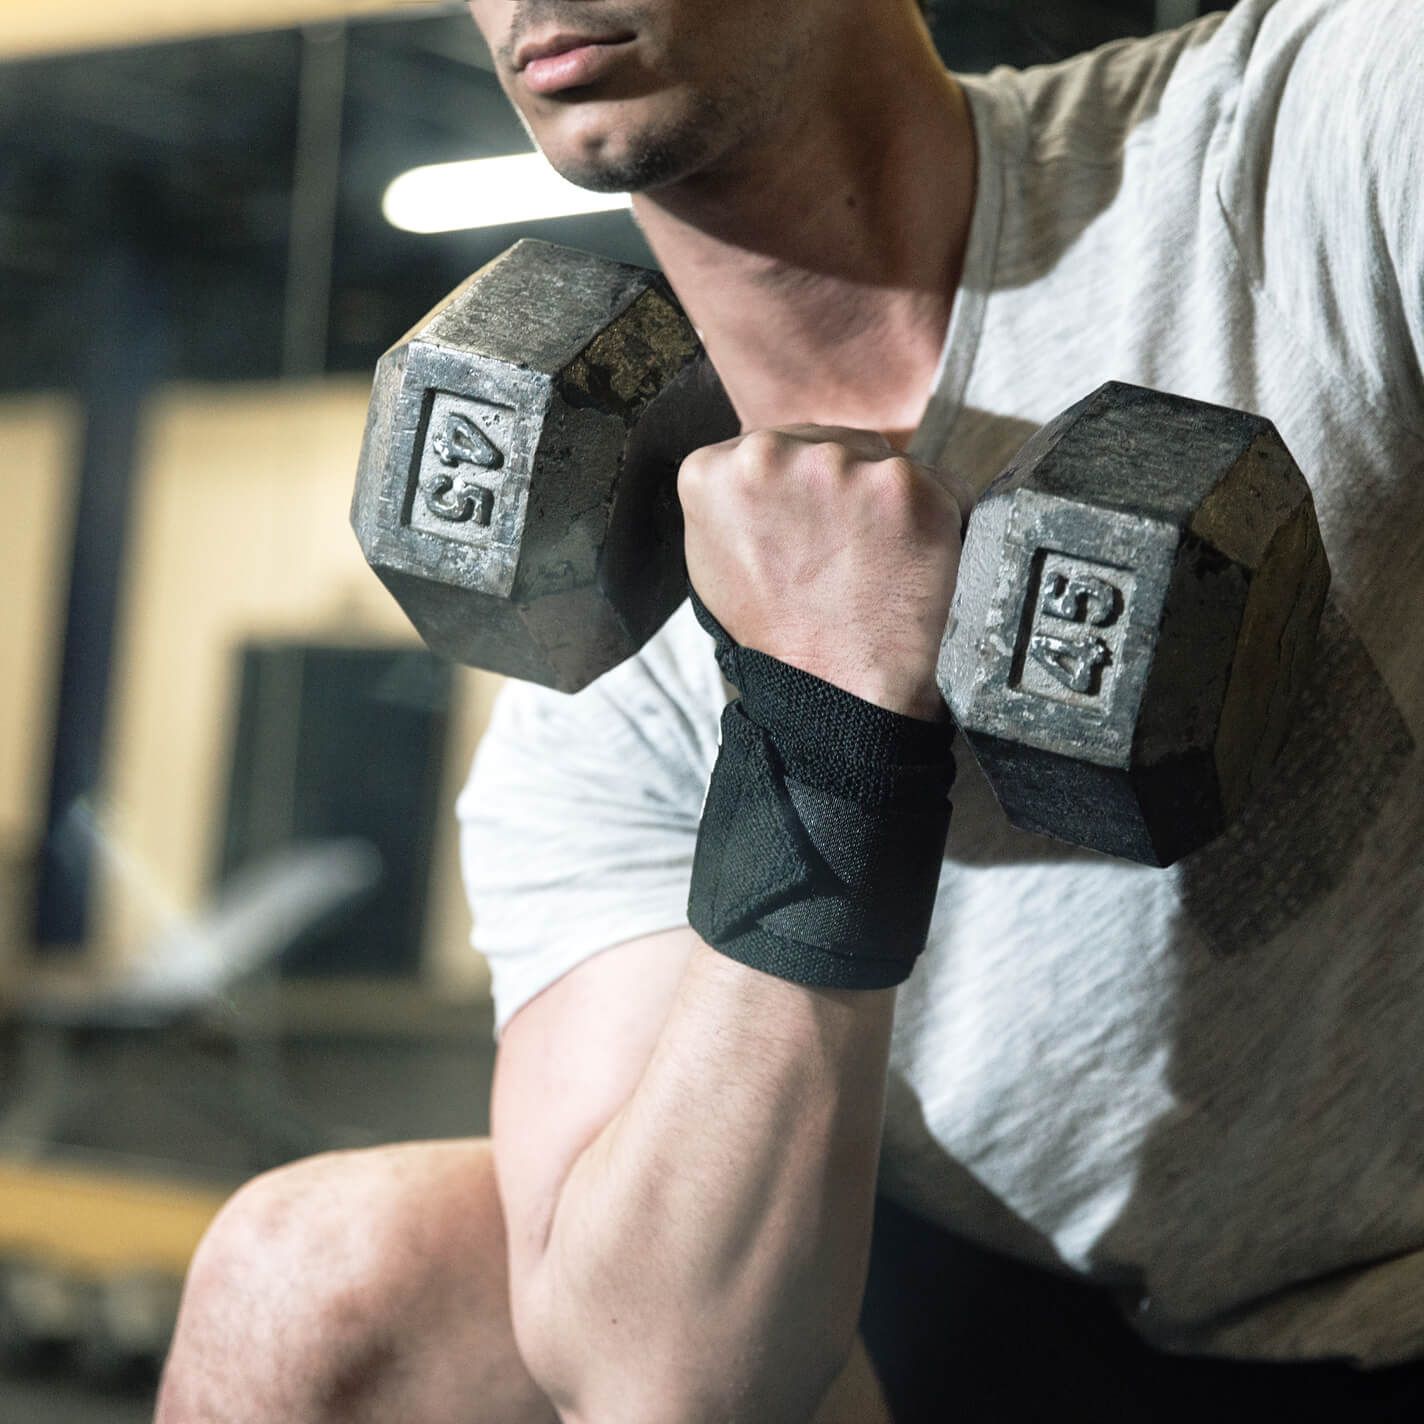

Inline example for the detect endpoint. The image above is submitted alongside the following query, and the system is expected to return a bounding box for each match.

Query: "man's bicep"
[490,927,699,1278]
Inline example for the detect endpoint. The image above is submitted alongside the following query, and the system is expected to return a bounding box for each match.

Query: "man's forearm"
[503,418,963,1422]
[516,938,895,1424]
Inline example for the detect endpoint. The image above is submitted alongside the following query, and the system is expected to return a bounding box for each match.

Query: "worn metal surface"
[351,238,738,691]
[940,381,1330,866]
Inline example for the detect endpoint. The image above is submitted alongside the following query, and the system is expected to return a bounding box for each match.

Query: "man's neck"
[631,34,976,446]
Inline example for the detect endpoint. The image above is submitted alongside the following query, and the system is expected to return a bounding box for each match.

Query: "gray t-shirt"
[461,0,1424,1366]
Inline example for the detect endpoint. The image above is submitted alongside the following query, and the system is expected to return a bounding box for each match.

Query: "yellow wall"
[96,379,498,992]
[0,395,80,908]
[0,1159,229,1277]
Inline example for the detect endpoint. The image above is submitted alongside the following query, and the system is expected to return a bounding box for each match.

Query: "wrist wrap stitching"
[687,588,955,989]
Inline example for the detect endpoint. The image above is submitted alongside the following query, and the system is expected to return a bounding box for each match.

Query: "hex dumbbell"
[938,381,1329,865]
[352,241,1330,865]
[351,238,737,692]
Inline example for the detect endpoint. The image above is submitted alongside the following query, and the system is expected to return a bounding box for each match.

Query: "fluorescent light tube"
[382,152,632,234]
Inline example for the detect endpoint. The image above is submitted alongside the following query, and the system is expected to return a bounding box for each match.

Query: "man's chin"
[543,145,681,195]
[539,106,722,196]
[551,158,641,195]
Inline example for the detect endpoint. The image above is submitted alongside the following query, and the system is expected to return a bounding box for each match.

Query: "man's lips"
[516,32,635,95]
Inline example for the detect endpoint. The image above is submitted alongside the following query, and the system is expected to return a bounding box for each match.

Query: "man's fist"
[678,426,972,721]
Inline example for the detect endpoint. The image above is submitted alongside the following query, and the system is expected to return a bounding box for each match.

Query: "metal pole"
[282,22,347,378]
[34,195,170,950]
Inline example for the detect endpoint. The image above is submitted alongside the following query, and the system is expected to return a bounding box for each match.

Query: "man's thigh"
[158,1140,559,1424]
[161,1138,891,1423]
[859,1195,1424,1424]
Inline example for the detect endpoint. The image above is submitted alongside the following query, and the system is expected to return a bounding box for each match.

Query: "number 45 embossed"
[1017,555,1133,706]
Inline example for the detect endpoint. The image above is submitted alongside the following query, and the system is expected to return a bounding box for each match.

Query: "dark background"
[0,0,1180,395]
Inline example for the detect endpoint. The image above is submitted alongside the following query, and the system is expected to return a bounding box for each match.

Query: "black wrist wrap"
[687,589,955,990]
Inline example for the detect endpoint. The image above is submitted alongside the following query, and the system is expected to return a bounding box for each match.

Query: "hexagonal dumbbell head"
[351,239,738,691]
[939,381,1331,866]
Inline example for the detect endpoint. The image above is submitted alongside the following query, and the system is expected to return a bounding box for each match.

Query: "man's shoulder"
[951,0,1423,439]
[965,0,1389,168]
[959,6,1233,165]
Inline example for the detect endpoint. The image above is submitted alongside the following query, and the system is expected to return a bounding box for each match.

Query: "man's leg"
[155,1139,558,1424]
[156,1137,891,1424]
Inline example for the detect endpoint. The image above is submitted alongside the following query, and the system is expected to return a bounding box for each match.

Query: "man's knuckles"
[679,426,943,532]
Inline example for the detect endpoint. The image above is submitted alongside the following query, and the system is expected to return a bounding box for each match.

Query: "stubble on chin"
[547,90,736,194]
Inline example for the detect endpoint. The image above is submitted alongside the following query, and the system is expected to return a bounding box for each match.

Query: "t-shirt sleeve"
[457,602,724,1034]
[1216,0,1424,436]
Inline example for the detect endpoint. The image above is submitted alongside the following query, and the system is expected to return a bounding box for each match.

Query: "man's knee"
[179,1146,423,1345]
[157,1140,549,1424]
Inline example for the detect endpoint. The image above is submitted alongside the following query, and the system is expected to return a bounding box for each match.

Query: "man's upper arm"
[461,612,722,1295]
[490,927,699,1285]
[458,605,720,1037]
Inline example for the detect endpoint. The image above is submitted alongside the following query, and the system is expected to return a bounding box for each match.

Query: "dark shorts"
[860,1196,1424,1424]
